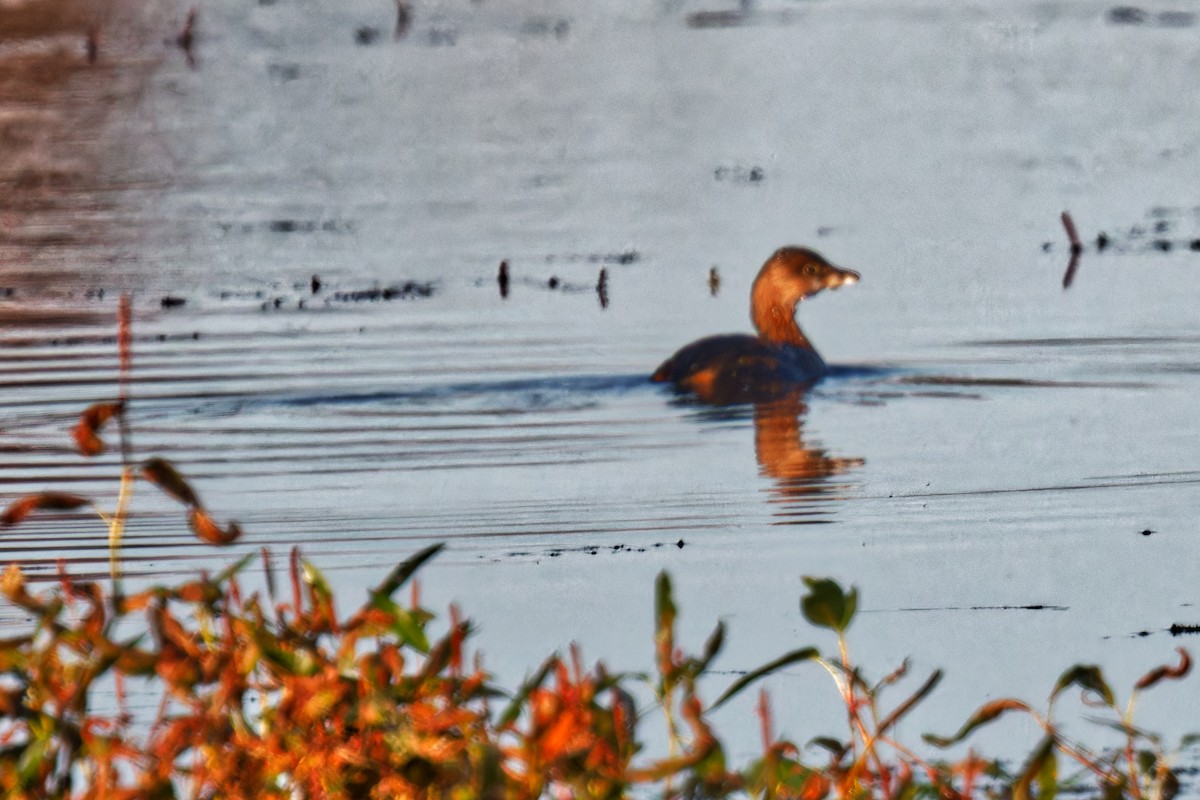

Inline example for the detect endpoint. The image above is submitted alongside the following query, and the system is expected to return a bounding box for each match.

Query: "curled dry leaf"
[189,507,242,545]
[72,401,124,457]
[141,457,201,507]
[1135,648,1191,690]
[1,492,90,527]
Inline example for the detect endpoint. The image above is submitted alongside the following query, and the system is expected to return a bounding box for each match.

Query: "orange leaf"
[72,401,123,456]
[1,492,90,527]
[188,507,241,545]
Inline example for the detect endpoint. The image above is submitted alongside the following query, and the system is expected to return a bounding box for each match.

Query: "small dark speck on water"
[548,276,560,289]
[676,539,685,549]
[1153,240,1172,252]
[1190,239,1200,251]
[311,275,321,294]
[1137,630,1151,637]
[1041,242,1052,252]
[355,26,381,45]
[161,295,186,309]
[708,266,720,296]
[1096,232,1110,251]
[1141,529,1154,536]
[1108,6,1148,24]
[1159,10,1197,27]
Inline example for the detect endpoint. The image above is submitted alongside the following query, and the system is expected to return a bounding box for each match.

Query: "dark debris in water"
[491,539,686,562]
[1169,623,1200,636]
[328,281,434,303]
[1107,6,1196,26]
[216,219,355,235]
[266,63,301,82]
[141,277,439,315]
[521,17,570,39]
[1044,206,1200,264]
[714,164,765,184]
[896,603,1069,612]
[354,26,381,45]
[545,250,640,266]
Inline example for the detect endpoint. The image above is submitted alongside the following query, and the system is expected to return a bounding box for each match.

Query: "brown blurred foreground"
[0,0,166,283]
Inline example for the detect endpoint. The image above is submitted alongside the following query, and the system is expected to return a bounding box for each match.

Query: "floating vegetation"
[714,164,766,183]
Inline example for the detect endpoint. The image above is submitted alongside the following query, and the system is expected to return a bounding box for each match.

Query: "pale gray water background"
[4,0,1200,768]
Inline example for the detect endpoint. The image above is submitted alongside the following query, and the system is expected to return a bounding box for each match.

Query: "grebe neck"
[751,281,812,348]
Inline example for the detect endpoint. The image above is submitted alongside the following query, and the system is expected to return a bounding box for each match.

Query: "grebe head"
[755,247,860,307]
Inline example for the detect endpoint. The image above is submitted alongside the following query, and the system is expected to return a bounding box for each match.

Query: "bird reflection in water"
[752,391,863,520]
[654,246,864,516]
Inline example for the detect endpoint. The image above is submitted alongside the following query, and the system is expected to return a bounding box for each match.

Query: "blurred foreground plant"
[0,529,1193,798]
[0,298,1194,797]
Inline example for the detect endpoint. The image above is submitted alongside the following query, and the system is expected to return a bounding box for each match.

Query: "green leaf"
[1050,664,1114,708]
[695,621,725,674]
[1085,715,1160,745]
[800,577,857,633]
[878,669,943,735]
[808,736,848,756]
[215,552,257,585]
[924,699,1035,747]
[16,734,49,789]
[497,654,559,728]
[655,571,677,687]
[390,606,431,653]
[709,647,819,710]
[301,559,333,600]
[655,571,676,638]
[369,543,444,604]
[1013,736,1056,800]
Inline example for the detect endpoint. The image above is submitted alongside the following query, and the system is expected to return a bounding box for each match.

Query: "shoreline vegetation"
[0,300,1195,798]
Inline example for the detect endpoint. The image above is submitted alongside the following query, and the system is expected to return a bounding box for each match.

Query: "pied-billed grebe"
[652,246,859,403]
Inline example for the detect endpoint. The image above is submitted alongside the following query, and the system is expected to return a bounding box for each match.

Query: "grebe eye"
[803,264,817,276]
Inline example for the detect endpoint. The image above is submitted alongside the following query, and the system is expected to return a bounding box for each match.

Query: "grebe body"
[652,246,858,403]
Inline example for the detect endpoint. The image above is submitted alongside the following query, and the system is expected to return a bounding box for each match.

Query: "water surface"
[4,0,1200,763]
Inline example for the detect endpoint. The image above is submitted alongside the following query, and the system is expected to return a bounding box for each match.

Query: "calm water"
[3,0,1200,763]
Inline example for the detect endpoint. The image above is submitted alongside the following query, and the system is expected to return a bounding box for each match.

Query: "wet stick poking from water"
[1061,211,1083,288]
[497,260,509,299]
[86,26,99,65]
[175,8,197,69]
[596,267,608,309]
[708,266,720,296]
[395,0,412,39]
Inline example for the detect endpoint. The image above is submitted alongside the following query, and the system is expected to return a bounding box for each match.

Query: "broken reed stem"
[1061,211,1083,255]
[108,294,133,585]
